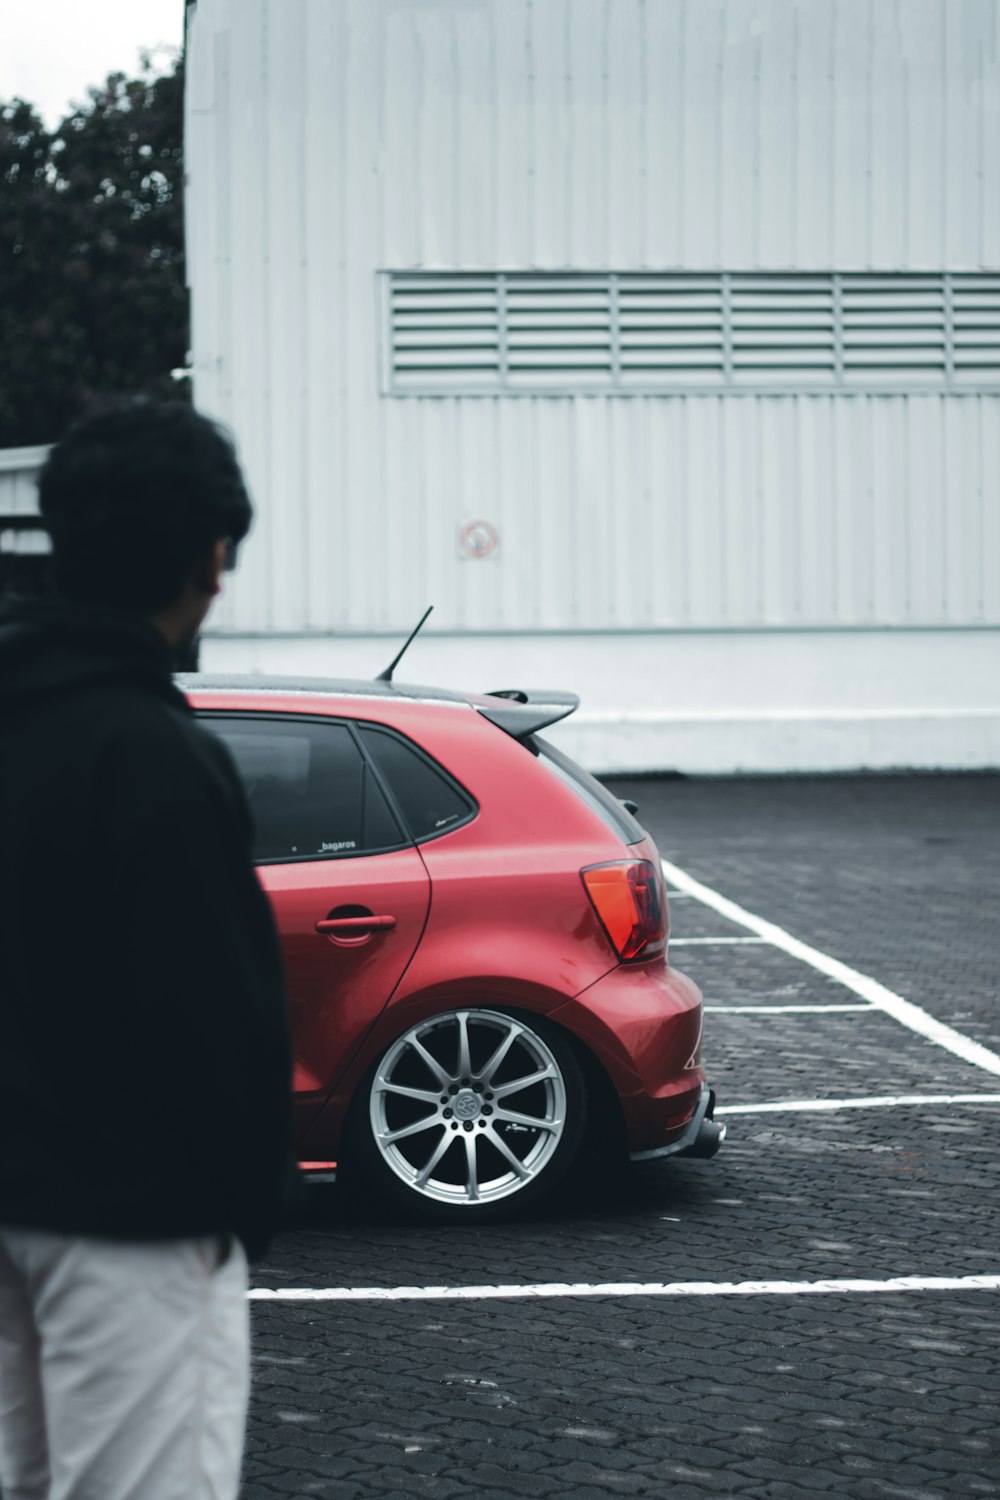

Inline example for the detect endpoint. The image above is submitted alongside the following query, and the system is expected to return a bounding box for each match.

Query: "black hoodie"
[0,598,297,1261]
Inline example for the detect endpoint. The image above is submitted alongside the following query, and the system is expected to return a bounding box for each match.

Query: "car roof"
[176,675,580,739]
[175,673,466,705]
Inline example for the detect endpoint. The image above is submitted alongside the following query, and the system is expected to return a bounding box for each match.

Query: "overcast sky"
[1,0,186,126]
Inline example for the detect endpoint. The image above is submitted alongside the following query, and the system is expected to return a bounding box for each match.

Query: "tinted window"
[534,736,646,843]
[203,716,405,863]
[359,726,476,842]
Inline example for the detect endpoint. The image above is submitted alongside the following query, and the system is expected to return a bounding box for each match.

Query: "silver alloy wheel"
[369,1009,569,1205]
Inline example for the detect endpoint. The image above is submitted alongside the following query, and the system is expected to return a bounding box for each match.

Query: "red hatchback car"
[180,674,723,1220]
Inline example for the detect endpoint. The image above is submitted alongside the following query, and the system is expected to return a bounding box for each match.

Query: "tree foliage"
[0,54,188,449]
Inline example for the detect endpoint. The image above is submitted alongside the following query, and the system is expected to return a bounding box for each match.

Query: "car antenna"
[375,605,434,683]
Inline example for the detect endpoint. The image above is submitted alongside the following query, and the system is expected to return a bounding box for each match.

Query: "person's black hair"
[38,398,253,614]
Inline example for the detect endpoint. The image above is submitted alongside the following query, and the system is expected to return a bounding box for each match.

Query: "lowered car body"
[180,674,723,1219]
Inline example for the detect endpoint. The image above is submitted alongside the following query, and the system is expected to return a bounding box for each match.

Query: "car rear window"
[202,715,406,863]
[359,725,477,843]
[533,736,646,843]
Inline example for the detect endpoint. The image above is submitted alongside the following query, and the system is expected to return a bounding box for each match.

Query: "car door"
[201,713,431,1134]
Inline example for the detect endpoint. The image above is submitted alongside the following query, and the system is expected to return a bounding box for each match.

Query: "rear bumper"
[629,1085,725,1162]
[551,958,712,1154]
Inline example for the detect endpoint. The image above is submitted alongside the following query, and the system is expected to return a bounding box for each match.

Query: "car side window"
[359,725,476,842]
[202,715,406,863]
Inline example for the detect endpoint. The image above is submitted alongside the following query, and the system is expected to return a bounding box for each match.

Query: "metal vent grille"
[840,277,946,382]
[389,277,499,386]
[730,276,835,381]
[506,277,612,385]
[952,275,1000,379]
[383,272,1000,394]
[617,277,724,382]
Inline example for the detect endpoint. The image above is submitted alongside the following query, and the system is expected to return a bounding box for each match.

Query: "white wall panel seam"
[865,0,874,266]
[977,395,987,618]
[943,0,951,266]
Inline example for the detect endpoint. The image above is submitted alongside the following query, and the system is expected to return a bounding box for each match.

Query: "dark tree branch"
[0,53,188,448]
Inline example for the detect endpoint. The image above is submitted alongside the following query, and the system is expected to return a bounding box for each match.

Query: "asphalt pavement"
[246,771,1000,1500]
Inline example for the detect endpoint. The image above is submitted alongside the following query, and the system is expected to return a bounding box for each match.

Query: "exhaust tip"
[686,1117,726,1159]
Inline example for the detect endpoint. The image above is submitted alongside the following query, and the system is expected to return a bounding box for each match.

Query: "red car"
[182,673,723,1220]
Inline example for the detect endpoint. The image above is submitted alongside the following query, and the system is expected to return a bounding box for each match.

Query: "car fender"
[297,973,596,1157]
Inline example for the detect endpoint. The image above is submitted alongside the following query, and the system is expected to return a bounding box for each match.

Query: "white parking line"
[717,1092,1000,1115]
[669,936,769,946]
[705,1003,872,1014]
[662,858,1000,1079]
[248,1273,1000,1303]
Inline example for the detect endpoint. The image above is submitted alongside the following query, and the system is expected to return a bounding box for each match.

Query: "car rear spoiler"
[472,688,580,741]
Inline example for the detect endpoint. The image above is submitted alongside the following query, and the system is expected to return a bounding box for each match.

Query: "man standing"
[0,399,297,1500]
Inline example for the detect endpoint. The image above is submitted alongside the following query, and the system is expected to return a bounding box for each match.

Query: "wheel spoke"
[456,1011,472,1080]
[378,1080,441,1104]
[415,1129,455,1187]
[479,1023,522,1085]
[494,1107,558,1132]
[380,1114,440,1145]
[486,1127,531,1180]
[491,1065,557,1098]
[462,1132,481,1200]
[407,1035,451,1089]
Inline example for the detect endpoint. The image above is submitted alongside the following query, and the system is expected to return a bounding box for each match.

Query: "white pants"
[0,1228,249,1500]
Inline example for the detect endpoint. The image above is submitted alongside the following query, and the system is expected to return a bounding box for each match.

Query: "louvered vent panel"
[390,277,500,387]
[505,277,612,386]
[730,277,835,382]
[840,276,946,383]
[951,276,1000,385]
[618,277,724,384]
[384,273,1000,393]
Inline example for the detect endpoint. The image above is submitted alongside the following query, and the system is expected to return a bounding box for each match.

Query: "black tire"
[345,1007,587,1223]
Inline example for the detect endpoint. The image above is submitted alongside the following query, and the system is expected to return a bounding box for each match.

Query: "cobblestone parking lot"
[245,773,1000,1500]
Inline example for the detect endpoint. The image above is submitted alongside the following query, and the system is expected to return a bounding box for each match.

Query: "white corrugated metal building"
[111,2,1000,766]
[0,448,49,521]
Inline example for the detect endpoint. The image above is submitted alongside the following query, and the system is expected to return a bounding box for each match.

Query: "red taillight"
[581,859,666,961]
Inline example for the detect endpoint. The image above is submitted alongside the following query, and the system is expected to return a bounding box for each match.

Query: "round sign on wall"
[459,520,500,559]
